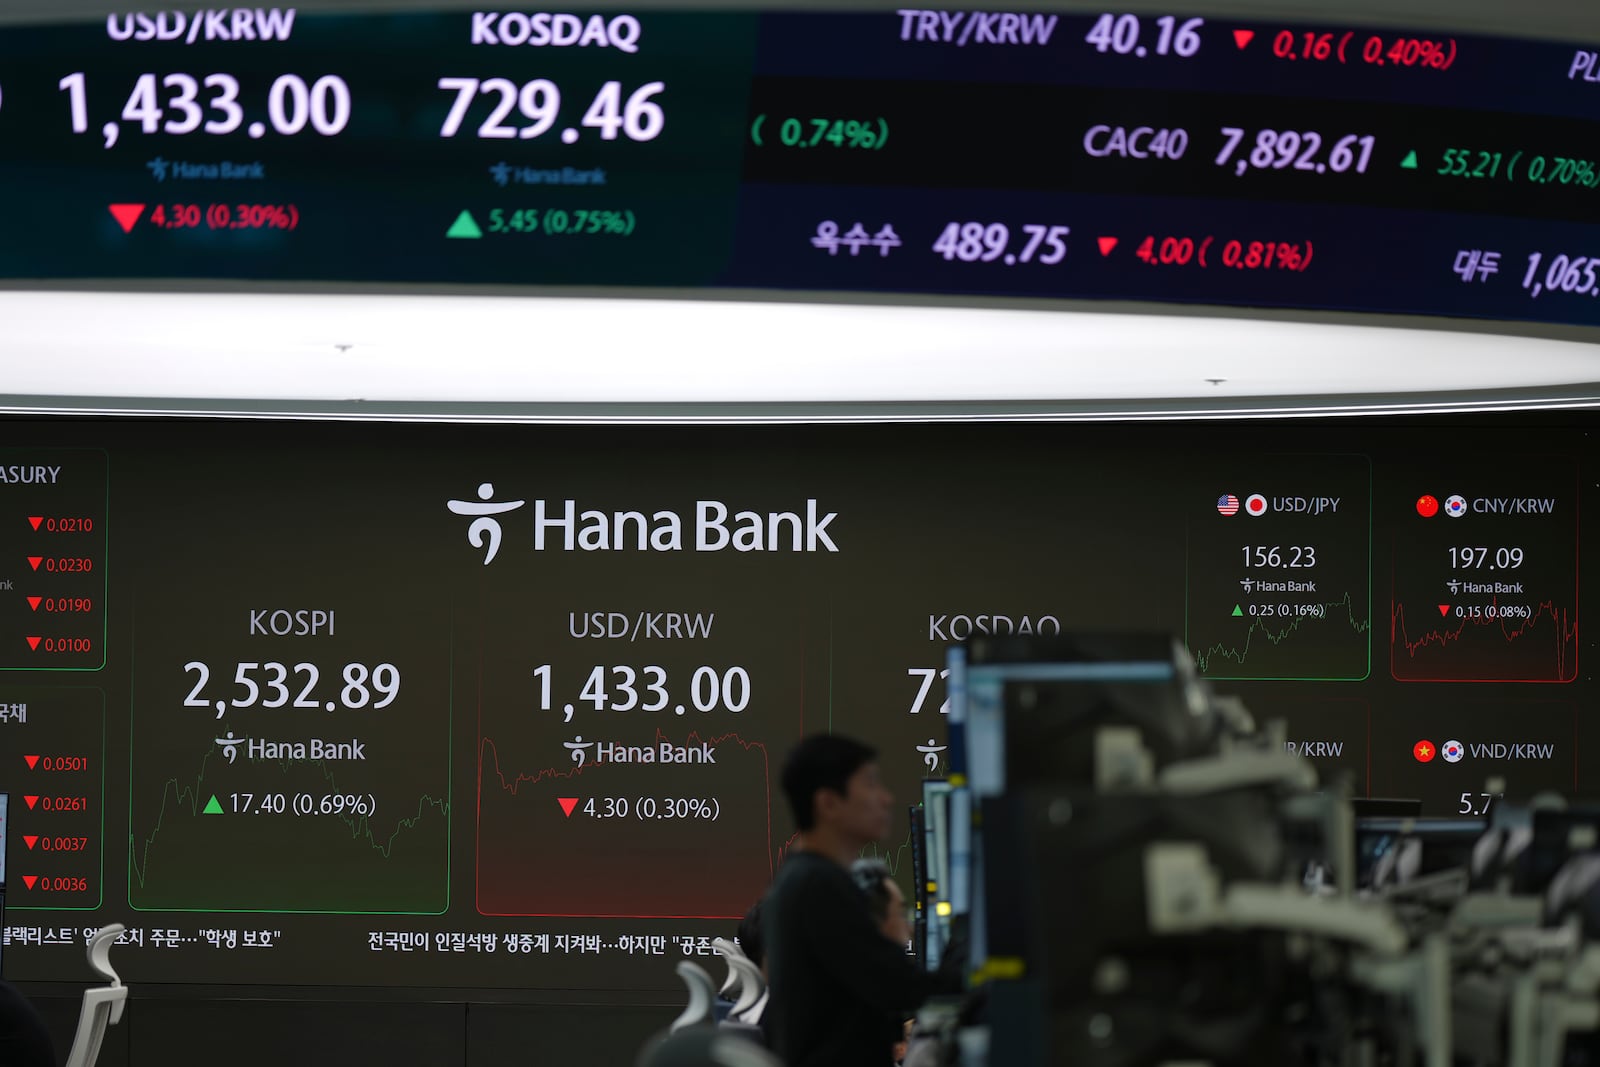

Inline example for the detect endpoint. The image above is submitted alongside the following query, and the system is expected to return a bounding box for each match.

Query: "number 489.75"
[931,222,1070,264]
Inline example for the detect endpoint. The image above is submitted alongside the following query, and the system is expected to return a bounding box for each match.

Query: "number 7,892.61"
[1214,127,1374,176]
[931,222,1070,264]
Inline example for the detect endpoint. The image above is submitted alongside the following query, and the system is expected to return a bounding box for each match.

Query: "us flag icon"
[1217,494,1240,515]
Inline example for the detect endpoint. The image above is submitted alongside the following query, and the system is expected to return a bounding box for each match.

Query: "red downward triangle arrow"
[108,203,146,233]
[1439,604,1452,616]
[1097,236,1118,256]
[1233,29,1255,49]
[27,556,41,571]
[23,754,38,770]
[26,597,40,611]
[22,875,37,890]
[24,795,38,809]
[27,517,41,531]
[26,636,40,651]
[23,836,37,850]
[557,797,580,818]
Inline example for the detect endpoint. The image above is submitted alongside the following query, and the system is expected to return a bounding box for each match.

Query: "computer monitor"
[916,779,953,969]
[945,634,1205,972]
[1354,816,1487,889]
[948,633,1201,798]
[1519,807,1600,894]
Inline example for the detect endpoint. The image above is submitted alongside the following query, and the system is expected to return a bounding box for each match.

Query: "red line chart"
[1391,599,1577,681]
[476,727,778,918]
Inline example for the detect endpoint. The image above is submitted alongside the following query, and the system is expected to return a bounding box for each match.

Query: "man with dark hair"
[736,898,765,974]
[763,734,952,1067]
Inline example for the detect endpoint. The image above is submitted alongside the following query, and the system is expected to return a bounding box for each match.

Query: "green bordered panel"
[1186,455,1372,681]
[0,450,108,672]
[0,687,107,910]
[128,641,452,916]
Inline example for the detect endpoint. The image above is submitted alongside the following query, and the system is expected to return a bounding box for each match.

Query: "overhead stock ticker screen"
[0,418,1588,991]
[2,9,1600,323]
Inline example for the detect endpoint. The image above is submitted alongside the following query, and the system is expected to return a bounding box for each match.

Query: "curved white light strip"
[1,291,1597,421]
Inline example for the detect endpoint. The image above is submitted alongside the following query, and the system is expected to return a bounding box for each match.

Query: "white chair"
[63,923,127,1067]
[669,960,716,1033]
[711,937,747,998]
[738,989,768,1027]
[724,954,765,1019]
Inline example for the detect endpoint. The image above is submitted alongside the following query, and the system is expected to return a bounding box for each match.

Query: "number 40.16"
[1085,14,1204,57]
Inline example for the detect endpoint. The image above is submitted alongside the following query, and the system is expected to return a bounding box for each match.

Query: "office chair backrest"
[63,924,127,1067]
[711,937,746,996]
[740,990,768,1026]
[670,961,716,1033]
[724,954,764,1018]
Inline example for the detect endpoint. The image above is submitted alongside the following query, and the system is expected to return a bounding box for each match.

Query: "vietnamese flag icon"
[21,875,36,890]
[27,517,41,531]
[557,797,580,818]
[23,836,37,850]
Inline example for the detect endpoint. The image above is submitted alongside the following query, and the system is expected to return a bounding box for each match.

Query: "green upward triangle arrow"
[1400,150,1419,169]
[1231,604,1244,617]
[446,210,483,239]
[203,794,224,815]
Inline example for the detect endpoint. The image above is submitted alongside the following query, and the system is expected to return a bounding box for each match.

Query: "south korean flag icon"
[1441,739,1465,763]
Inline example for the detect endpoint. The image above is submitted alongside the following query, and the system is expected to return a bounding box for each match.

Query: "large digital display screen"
[0,415,1589,994]
[2,9,1600,326]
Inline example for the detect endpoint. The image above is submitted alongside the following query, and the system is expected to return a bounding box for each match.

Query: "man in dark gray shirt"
[762,735,952,1067]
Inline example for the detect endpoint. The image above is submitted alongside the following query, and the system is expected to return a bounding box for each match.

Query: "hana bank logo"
[565,736,595,767]
[216,731,244,764]
[447,484,842,559]
[447,482,526,565]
